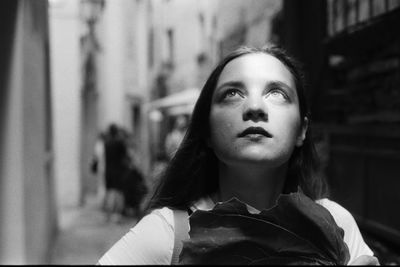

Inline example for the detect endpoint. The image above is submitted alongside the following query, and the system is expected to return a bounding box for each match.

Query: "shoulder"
[97,207,174,265]
[316,198,374,264]
[316,198,356,228]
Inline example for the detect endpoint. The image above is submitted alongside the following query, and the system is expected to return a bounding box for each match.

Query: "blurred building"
[0,0,57,264]
[146,0,218,163]
[274,0,400,249]
[94,0,152,177]
[49,0,82,208]
[49,0,153,206]
[216,0,282,57]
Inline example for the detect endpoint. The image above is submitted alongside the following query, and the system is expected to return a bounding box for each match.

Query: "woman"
[97,46,378,265]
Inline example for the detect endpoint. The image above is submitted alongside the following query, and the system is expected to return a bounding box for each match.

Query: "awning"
[148,88,201,115]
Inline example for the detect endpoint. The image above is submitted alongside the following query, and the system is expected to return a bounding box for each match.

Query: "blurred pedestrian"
[121,137,148,218]
[103,123,129,223]
[122,163,148,219]
[164,115,188,160]
[98,46,378,265]
[150,152,168,190]
[91,132,106,209]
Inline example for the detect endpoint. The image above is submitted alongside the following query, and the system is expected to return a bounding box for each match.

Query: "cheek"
[209,110,235,146]
[273,109,302,141]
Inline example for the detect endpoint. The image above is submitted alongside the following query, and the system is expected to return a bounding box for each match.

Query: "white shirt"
[98,196,373,265]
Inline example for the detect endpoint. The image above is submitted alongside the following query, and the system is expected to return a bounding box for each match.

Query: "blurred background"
[0,0,399,264]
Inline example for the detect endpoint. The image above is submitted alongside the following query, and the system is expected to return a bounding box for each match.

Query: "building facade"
[320,0,400,248]
[146,0,218,163]
[96,0,152,176]
[61,0,154,201]
[0,0,57,264]
[276,0,400,249]
[216,0,282,57]
[49,0,82,208]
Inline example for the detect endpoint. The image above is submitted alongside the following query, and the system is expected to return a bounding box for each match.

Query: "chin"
[238,150,291,167]
[214,145,291,167]
[222,153,278,165]
[243,155,278,164]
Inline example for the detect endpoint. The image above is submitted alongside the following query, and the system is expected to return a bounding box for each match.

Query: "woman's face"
[209,53,307,168]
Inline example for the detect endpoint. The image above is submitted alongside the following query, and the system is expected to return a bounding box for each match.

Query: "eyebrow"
[268,80,295,92]
[216,80,294,92]
[215,81,244,92]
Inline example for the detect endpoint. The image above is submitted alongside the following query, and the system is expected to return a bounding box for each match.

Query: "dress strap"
[171,209,190,265]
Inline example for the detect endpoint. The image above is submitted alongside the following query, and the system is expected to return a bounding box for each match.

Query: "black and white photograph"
[0,0,399,265]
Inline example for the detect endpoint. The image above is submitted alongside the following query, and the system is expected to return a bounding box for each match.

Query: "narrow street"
[49,195,138,265]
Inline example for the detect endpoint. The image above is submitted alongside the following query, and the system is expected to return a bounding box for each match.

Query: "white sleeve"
[317,199,374,264]
[97,208,174,265]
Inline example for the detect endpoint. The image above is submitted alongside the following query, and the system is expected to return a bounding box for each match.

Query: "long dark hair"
[147,45,328,211]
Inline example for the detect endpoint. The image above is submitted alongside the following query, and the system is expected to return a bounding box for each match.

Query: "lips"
[237,127,272,138]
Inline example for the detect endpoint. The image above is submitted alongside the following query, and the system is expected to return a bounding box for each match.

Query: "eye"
[267,89,288,102]
[226,89,238,97]
[221,88,242,100]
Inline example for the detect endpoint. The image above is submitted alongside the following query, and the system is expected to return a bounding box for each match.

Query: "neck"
[217,162,287,211]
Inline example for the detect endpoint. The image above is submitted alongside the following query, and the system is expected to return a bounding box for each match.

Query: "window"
[327,0,400,36]
[148,28,154,67]
[166,28,174,63]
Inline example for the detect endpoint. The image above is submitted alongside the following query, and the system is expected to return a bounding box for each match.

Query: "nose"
[242,97,268,122]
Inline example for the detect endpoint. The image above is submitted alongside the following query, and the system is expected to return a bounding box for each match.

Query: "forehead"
[217,53,295,88]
